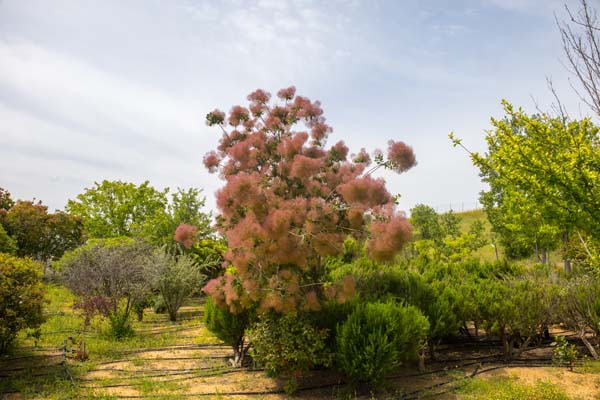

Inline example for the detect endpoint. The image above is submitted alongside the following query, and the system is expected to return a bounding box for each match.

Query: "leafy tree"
[141,188,212,247]
[145,248,203,321]
[3,201,84,263]
[0,224,17,255]
[440,210,460,238]
[67,181,213,251]
[0,253,45,353]
[478,171,559,261]
[410,204,443,242]
[203,86,416,318]
[409,205,487,262]
[191,238,227,280]
[451,102,600,271]
[4,201,48,259]
[59,238,152,338]
[440,221,488,262]
[45,211,86,260]
[66,180,169,239]
[0,187,14,212]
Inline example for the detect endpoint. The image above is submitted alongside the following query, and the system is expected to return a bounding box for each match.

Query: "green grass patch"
[579,358,600,374]
[456,376,573,400]
[134,377,189,396]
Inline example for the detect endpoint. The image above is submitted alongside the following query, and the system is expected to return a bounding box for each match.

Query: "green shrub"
[59,238,152,339]
[133,297,151,321]
[204,296,251,366]
[145,248,203,321]
[249,313,332,394]
[107,309,134,339]
[0,253,45,353]
[336,301,429,385]
[552,335,578,371]
[309,300,356,353]
[152,296,167,314]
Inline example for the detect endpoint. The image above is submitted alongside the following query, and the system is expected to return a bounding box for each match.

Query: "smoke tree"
[202,86,416,316]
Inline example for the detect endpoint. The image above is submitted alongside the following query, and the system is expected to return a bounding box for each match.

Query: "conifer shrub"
[336,301,429,385]
[0,253,45,353]
[204,296,252,366]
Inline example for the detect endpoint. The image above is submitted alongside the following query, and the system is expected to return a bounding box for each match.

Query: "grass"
[4,281,599,399]
[1,283,223,399]
[456,376,574,400]
[579,358,600,374]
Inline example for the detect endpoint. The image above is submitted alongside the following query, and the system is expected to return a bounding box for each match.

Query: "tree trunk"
[428,338,436,361]
[515,336,532,357]
[579,330,599,359]
[418,348,426,372]
[563,231,572,274]
[230,336,246,367]
[542,248,547,265]
[500,328,512,360]
[462,322,472,339]
[168,309,177,322]
[493,240,499,262]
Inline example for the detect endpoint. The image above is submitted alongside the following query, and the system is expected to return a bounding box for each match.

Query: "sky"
[0,0,591,215]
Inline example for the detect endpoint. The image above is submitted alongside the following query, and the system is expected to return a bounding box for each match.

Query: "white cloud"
[482,0,567,17]
[0,39,220,210]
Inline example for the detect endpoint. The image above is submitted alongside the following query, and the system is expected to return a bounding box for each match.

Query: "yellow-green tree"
[452,101,600,271]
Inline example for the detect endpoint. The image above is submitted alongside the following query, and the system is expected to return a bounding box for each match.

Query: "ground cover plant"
[2,280,600,399]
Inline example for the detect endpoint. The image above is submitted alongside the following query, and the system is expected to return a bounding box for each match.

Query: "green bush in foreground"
[249,314,332,394]
[336,301,428,385]
[0,253,45,353]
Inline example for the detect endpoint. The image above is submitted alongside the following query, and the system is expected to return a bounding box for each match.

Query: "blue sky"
[0,0,588,215]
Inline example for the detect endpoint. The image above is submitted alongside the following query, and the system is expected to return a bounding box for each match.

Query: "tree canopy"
[451,101,600,270]
[202,86,416,314]
[66,180,168,239]
[2,200,84,262]
[66,181,211,246]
